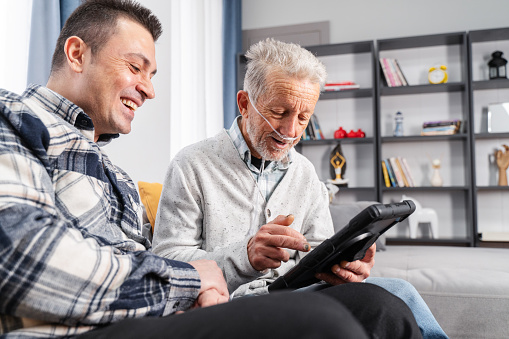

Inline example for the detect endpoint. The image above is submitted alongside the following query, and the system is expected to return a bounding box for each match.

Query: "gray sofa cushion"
[371,245,509,339]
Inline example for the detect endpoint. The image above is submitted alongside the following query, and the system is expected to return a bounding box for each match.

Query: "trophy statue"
[328,144,348,187]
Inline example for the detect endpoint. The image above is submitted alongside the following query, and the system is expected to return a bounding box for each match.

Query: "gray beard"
[245,118,294,161]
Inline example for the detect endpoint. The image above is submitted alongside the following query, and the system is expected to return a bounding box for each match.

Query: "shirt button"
[267,209,271,218]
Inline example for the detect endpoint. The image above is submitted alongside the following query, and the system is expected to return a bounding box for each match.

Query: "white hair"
[243,38,327,104]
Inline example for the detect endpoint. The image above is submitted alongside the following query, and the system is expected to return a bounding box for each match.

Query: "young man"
[0,2,384,338]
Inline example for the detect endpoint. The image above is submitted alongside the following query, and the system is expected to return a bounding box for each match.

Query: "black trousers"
[77,283,421,339]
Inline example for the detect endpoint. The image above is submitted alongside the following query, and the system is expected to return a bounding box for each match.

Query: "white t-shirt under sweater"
[152,129,334,296]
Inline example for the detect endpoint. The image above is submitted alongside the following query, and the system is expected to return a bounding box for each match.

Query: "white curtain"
[169,0,224,159]
[0,0,32,94]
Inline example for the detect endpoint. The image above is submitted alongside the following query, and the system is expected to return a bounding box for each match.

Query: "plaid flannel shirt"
[0,85,200,338]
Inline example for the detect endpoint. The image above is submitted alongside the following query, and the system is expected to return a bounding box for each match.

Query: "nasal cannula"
[248,93,303,143]
[245,94,301,236]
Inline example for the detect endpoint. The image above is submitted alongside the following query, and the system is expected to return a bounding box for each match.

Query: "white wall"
[242,0,509,44]
[104,0,173,186]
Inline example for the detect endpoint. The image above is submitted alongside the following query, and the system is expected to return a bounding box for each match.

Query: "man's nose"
[137,76,155,100]
[278,116,299,137]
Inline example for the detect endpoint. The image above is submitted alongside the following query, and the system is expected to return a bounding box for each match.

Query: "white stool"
[402,195,439,238]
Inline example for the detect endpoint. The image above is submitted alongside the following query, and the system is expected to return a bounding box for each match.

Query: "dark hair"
[50,0,162,74]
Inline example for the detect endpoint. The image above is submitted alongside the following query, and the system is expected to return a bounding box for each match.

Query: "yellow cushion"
[138,181,163,233]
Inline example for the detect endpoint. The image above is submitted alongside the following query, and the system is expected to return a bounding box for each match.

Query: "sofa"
[330,201,509,339]
[139,182,508,338]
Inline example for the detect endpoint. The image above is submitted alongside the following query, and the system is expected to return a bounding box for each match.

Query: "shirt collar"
[22,84,119,145]
[227,116,293,171]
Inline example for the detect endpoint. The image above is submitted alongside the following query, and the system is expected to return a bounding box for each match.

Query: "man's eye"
[130,64,141,72]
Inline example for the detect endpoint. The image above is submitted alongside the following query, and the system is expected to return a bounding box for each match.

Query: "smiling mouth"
[121,98,138,112]
[272,136,288,147]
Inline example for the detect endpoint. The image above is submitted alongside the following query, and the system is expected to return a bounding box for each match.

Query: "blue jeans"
[366,277,448,339]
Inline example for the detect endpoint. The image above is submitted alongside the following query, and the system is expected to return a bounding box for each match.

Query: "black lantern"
[488,51,507,79]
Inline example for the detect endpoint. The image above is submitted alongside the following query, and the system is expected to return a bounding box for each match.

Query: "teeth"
[121,99,138,111]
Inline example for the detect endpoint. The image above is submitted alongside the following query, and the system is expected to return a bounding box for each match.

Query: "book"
[422,120,461,128]
[421,120,461,136]
[389,157,405,187]
[391,59,408,86]
[386,59,402,87]
[379,60,390,87]
[310,115,323,140]
[395,158,409,187]
[312,115,325,139]
[399,157,415,187]
[324,82,360,91]
[383,159,397,187]
[381,58,398,87]
[381,160,391,187]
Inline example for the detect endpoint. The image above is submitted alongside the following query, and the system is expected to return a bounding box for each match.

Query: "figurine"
[495,144,509,186]
[328,144,348,186]
[334,127,347,139]
[427,154,443,187]
[347,130,357,138]
[394,111,404,136]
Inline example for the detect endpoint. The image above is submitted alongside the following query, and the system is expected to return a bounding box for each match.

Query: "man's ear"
[237,90,249,118]
[64,36,88,73]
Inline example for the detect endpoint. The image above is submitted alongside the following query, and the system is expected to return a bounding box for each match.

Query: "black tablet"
[268,200,416,291]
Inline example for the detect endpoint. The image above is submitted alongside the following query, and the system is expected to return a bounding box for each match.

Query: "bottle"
[394,111,403,136]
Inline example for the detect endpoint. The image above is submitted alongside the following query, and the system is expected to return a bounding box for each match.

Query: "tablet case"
[268,200,416,291]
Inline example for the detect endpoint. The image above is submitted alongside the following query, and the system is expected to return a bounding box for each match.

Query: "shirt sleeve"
[0,103,201,330]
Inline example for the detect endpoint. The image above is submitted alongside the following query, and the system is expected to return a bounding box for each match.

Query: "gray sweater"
[152,130,333,296]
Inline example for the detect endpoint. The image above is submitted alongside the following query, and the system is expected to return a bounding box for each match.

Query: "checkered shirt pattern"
[0,85,200,338]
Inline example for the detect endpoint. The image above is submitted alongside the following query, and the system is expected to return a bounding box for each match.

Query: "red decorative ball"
[356,128,366,138]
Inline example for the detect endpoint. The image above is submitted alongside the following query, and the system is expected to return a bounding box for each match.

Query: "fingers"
[189,259,229,297]
[317,244,376,285]
[247,215,309,272]
[258,223,309,251]
[268,214,295,226]
[315,271,348,285]
[196,289,229,308]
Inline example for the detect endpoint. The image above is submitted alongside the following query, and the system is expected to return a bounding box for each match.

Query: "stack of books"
[302,115,325,140]
[421,120,461,136]
[379,58,408,87]
[381,157,415,188]
[324,82,360,91]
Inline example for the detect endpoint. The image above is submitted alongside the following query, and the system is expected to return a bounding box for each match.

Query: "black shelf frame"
[376,31,475,246]
[468,27,509,246]
[304,41,379,198]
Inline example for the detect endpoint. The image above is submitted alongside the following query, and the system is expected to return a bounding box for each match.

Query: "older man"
[152,38,429,338]
[0,2,383,338]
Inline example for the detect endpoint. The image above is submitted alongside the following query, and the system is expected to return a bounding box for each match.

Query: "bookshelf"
[298,41,378,203]
[236,28,509,247]
[468,27,509,246]
[376,32,474,246]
